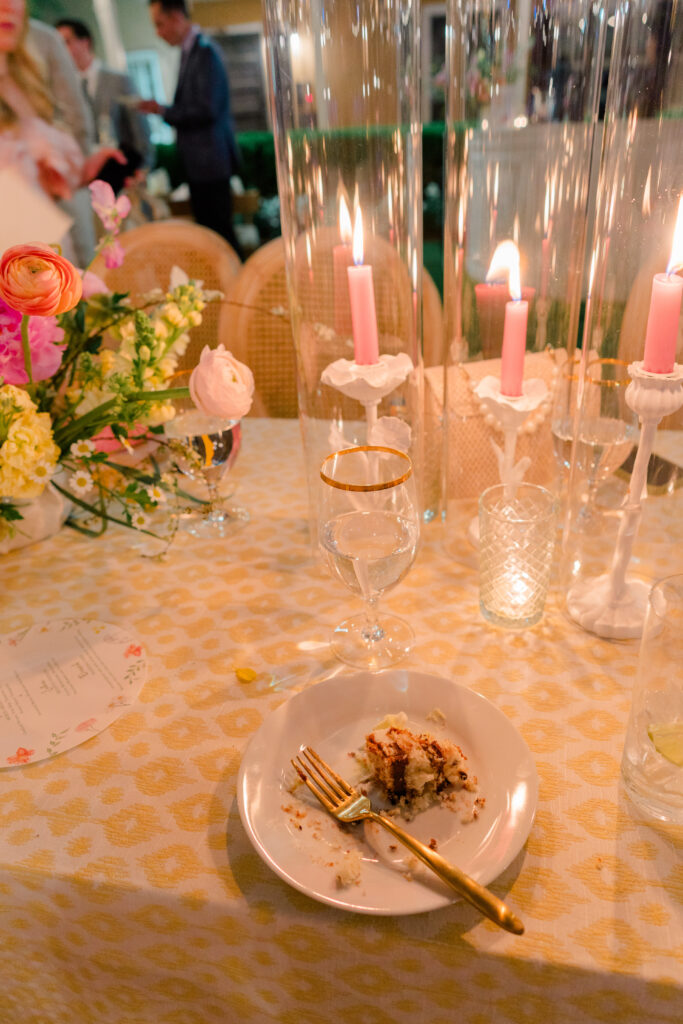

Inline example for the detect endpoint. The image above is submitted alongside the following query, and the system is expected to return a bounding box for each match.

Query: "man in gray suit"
[56,18,153,193]
[139,0,243,257]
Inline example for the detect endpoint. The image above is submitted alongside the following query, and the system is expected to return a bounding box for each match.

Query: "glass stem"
[205,478,221,521]
[361,596,384,644]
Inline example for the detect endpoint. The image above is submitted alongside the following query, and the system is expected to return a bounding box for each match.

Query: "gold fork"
[292,745,524,935]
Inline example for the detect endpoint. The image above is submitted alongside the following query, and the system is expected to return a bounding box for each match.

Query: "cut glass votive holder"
[479,483,557,629]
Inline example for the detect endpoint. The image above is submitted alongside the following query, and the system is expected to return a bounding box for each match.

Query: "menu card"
[0,619,146,767]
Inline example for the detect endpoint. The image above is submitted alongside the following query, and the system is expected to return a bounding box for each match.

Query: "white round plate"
[0,619,146,767]
[237,669,538,915]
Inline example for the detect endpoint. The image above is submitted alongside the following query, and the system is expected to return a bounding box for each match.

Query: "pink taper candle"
[485,240,528,396]
[347,206,380,365]
[333,196,353,335]
[501,298,529,396]
[642,198,683,374]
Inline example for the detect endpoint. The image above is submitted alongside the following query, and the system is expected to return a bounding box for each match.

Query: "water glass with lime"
[621,574,683,823]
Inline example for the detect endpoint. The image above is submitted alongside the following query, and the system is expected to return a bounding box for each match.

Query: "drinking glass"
[319,446,420,670]
[551,353,582,477]
[621,575,683,823]
[164,372,248,537]
[479,483,557,629]
[574,359,638,523]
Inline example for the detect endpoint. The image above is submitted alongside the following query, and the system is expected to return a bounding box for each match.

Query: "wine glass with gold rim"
[319,446,420,670]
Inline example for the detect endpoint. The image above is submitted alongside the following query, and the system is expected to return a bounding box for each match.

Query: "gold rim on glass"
[320,446,412,492]
[586,358,631,388]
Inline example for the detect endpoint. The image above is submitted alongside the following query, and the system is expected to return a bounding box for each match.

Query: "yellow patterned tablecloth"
[1,418,681,1024]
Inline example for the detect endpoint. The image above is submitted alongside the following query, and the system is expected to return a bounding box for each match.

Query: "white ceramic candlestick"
[321,353,413,438]
[567,361,683,639]
[468,376,549,546]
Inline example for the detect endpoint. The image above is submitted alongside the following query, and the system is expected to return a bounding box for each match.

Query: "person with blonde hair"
[0,0,123,238]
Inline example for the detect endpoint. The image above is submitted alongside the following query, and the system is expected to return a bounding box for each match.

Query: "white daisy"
[29,462,53,485]
[68,469,94,495]
[130,509,150,529]
[70,438,95,458]
[145,485,166,504]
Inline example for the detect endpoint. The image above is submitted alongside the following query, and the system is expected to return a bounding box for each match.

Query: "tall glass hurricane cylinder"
[562,0,683,615]
[437,0,606,549]
[262,0,424,533]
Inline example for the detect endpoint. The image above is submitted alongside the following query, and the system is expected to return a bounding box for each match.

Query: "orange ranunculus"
[0,243,82,316]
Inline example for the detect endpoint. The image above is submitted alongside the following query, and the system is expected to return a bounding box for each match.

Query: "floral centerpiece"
[0,181,254,552]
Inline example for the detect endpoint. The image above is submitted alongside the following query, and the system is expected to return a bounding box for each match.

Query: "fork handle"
[369,811,524,935]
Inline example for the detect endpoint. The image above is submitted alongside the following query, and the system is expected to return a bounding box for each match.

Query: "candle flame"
[666,197,683,276]
[352,206,364,266]
[486,239,522,301]
[339,195,352,244]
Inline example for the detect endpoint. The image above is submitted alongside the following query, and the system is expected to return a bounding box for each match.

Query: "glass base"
[621,766,683,824]
[480,601,543,630]
[179,502,249,538]
[330,613,414,671]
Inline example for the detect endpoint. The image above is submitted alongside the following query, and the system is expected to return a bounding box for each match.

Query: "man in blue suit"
[140,0,243,257]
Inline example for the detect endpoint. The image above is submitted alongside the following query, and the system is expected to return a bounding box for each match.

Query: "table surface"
[1,418,681,1024]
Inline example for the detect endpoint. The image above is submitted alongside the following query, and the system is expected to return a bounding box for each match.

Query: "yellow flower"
[0,385,59,499]
[99,350,116,374]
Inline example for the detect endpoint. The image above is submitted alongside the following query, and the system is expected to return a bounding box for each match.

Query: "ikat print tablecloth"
[0,419,681,1024]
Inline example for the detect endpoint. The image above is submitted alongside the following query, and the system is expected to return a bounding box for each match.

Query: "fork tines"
[291,746,352,809]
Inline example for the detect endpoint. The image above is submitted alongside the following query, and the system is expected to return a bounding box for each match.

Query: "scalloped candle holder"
[321,353,414,436]
[467,376,550,546]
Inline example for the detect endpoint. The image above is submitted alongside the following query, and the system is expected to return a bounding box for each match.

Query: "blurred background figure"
[0,0,124,260]
[139,0,243,257]
[25,15,97,264]
[56,17,153,194]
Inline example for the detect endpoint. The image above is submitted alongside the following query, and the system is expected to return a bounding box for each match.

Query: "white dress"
[0,117,83,258]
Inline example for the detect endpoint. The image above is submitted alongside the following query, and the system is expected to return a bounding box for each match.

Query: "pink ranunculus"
[189,344,254,421]
[89,180,131,232]
[0,297,65,384]
[81,270,110,299]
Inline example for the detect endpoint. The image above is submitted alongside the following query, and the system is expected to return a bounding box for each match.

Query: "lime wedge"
[647,723,683,767]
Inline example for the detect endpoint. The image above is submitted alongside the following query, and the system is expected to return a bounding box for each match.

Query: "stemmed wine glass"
[319,446,420,670]
[164,372,249,537]
[574,358,638,522]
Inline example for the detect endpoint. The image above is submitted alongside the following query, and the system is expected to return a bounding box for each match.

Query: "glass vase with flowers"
[0,180,254,552]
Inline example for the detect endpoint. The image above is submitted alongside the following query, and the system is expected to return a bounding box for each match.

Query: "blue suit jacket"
[163,33,240,183]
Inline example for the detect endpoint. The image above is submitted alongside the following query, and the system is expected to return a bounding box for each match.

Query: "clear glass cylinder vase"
[439,0,606,555]
[262,0,424,534]
[561,0,683,631]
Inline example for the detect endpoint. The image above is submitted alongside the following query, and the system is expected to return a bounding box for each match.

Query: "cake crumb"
[335,849,363,888]
[428,838,438,850]
[426,707,446,726]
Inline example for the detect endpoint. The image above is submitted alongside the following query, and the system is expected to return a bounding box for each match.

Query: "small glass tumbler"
[479,483,557,629]
[621,575,683,824]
